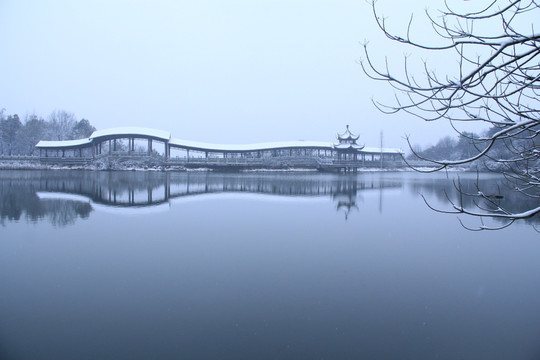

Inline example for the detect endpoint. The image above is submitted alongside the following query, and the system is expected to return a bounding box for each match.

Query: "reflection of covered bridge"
[36,126,404,171]
[27,171,403,209]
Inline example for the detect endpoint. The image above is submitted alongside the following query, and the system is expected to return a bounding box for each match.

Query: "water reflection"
[406,173,540,227]
[0,170,537,227]
[1,171,539,360]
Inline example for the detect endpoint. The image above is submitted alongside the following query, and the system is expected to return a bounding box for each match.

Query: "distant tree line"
[409,127,539,171]
[408,132,480,162]
[0,108,96,156]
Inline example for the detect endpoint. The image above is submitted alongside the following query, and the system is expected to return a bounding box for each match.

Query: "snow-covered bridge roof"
[35,127,403,154]
[36,138,92,148]
[169,139,333,152]
[90,127,171,141]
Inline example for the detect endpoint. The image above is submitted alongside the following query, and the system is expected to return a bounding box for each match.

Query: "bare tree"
[46,110,77,141]
[362,0,539,228]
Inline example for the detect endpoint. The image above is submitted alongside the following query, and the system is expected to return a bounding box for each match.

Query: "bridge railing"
[0,155,40,161]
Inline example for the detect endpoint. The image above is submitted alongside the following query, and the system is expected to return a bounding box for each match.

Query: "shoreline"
[0,160,469,173]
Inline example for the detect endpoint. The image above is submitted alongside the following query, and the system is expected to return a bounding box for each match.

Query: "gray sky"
[0,0,487,149]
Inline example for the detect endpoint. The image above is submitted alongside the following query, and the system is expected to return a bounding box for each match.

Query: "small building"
[334,125,364,161]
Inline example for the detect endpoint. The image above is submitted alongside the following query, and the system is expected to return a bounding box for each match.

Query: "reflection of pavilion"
[35,126,404,171]
[0,172,403,225]
[333,178,360,219]
[32,173,401,208]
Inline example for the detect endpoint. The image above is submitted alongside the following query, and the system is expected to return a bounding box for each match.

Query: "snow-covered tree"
[362,0,539,227]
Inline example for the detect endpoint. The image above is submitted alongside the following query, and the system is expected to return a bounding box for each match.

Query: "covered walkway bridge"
[35,126,404,170]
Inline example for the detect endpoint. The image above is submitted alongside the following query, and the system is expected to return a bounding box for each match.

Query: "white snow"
[34,127,403,154]
[169,138,333,151]
[36,138,92,148]
[90,127,171,141]
[362,146,404,154]
[170,138,402,154]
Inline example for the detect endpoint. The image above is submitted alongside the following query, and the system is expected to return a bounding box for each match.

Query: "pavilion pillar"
[164,142,170,159]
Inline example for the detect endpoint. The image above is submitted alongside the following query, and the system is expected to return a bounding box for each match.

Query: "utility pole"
[380,131,383,169]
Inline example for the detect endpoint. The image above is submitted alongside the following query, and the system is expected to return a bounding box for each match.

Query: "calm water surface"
[0,170,539,360]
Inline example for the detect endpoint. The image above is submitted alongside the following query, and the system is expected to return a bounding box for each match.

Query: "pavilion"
[35,126,404,170]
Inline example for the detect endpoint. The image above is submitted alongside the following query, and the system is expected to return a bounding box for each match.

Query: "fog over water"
[0,171,539,359]
[0,0,489,149]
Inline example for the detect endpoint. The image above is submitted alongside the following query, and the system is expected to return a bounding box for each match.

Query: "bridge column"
[164,173,170,200]
[109,140,112,154]
[148,139,152,155]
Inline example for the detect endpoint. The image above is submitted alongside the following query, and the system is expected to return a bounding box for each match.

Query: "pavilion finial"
[336,125,361,144]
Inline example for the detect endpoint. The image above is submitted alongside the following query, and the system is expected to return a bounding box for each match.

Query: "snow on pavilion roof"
[36,138,93,148]
[334,143,364,150]
[169,138,333,152]
[336,125,360,141]
[90,127,171,141]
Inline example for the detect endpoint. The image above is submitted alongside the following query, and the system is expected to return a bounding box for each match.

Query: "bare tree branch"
[363,0,540,228]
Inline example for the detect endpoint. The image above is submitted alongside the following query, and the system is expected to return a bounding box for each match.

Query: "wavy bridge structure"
[36,126,404,171]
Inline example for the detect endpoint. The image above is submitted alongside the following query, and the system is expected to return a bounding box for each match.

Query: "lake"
[0,170,539,359]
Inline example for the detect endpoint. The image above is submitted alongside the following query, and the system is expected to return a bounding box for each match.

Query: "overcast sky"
[0,0,490,149]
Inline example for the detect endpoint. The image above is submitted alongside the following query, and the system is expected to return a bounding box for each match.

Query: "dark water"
[0,170,539,360]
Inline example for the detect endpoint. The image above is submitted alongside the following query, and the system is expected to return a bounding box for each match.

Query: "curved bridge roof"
[36,127,403,154]
[90,127,171,141]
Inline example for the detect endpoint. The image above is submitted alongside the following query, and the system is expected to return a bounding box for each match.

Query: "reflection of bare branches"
[418,174,538,230]
[362,0,540,226]
[39,200,92,227]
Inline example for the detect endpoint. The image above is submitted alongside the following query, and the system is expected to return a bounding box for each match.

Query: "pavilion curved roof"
[90,127,171,141]
[337,125,359,141]
[334,143,364,150]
